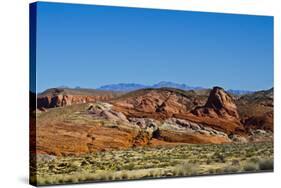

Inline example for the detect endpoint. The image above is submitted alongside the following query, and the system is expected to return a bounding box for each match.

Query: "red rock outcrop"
[192,87,239,120]
[33,87,273,156]
[36,88,123,109]
[37,94,113,108]
[111,88,208,119]
[243,111,273,131]
[112,87,244,137]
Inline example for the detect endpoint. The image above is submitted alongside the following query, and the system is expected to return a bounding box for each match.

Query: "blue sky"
[35,2,273,92]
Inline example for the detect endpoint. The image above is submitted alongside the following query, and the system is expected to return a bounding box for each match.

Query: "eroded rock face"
[160,118,229,139]
[243,111,273,131]
[192,87,239,119]
[129,118,159,139]
[87,102,129,123]
[37,95,113,108]
[111,88,209,120]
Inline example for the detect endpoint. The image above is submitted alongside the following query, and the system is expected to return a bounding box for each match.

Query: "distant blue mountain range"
[97,81,253,95]
[226,89,253,95]
[98,83,147,92]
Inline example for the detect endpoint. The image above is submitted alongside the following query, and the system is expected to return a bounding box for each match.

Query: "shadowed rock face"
[192,87,239,120]
[243,111,273,131]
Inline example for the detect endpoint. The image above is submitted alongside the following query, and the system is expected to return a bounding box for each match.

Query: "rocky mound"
[37,88,122,109]
[192,87,239,120]
[238,87,273,107]
[34,102,152,156]
[236,88,273,118]
[112,87,245,138]
[111,88,209,119]
[242,111,273,131]
[236,88,273,134]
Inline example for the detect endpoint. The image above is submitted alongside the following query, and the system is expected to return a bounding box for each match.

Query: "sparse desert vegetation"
[31,142,273,185]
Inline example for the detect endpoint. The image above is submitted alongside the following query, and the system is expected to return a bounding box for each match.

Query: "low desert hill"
[236,88,273,131]
[37,88,123,109]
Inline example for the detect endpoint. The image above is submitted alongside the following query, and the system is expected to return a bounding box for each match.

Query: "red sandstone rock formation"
[37,94,113,108]
[33,87,273,156]
[36,88,121,109]
[192,87,239,120]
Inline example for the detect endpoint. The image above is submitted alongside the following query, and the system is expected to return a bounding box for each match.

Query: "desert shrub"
[95,171,112,181]
[120,171,129,180]
[223,166,239,173]
[44,179,54,185]
[258,159,273,171]
[173,161,198,176]
[249,157,259,163]
[206,158,213,165]
[169,160,179,166]
[114,174,122,180]
[35,177,46,185]
[214,168,223,174]
[123,162,135,170]
[58,178,65,184]
[231,159,240,166]
[213,152,225,163]
[208,169,215,174]
[81,160,88,166]
[241,157,247,161]
[107,173,115,180]
[246,152,254,158]
[243,162,258,172]
[149,169,162,177]
[69,177,79,183]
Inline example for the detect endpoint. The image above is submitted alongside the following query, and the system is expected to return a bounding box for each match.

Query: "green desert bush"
[258,158,273,171]
[120,171,129,180]
[231,159,240,166]
[212,152,225,163]
[123,162,135,170]
[249,157,259,163]
[206,158,213,165]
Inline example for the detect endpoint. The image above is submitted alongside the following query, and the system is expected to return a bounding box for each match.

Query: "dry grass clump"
[173,161,198,176]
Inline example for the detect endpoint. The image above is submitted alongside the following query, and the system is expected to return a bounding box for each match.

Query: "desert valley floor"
[30,86,274,185]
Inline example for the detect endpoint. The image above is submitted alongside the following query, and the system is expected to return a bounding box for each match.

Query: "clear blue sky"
[35,2,273,92]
